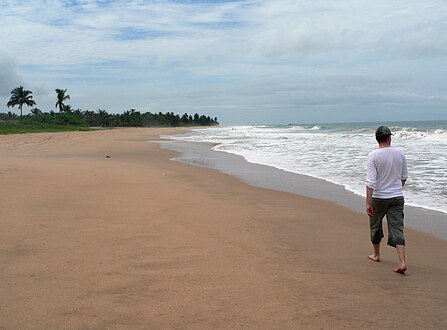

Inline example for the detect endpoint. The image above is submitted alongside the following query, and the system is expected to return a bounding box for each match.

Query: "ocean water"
[164,121,447,215]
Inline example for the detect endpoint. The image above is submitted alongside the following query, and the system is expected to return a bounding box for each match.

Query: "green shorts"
[369,196,405,247]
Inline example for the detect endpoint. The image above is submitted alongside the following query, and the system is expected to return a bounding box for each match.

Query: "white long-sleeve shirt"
[366,146,408,199]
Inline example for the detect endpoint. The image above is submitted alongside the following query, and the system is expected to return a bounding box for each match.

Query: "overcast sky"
[1,0,446,124]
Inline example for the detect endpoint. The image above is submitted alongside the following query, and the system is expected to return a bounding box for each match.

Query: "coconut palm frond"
[6,86,36,116]
[55,88,71,112]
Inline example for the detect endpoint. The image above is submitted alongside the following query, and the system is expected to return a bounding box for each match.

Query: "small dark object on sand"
[106,155,111,158]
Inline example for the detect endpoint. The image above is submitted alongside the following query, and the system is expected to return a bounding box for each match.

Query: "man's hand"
[366,186,375,217]
[366,203,374,217]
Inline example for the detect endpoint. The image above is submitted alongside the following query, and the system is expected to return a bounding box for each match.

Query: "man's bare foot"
[368,255,380,262]
[393,264,407,274]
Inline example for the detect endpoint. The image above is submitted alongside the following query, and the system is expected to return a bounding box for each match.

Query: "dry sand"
[0,128,446,329]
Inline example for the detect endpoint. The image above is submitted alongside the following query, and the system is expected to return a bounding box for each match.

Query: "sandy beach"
[1,128,446,329]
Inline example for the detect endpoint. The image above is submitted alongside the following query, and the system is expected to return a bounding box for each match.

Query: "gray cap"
[375,125,393,138]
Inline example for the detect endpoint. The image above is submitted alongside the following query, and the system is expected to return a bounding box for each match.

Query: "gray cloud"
[376,25,447,57]
[0,53,21,96]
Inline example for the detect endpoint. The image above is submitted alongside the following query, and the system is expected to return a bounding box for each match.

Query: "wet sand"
[1,128,446,329]
[160,139,447,240]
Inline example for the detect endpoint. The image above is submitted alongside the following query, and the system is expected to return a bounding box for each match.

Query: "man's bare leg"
[368,243,381,262]
[393,245,407,274]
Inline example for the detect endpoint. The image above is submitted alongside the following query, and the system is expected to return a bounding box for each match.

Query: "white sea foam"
[164,121,447,214]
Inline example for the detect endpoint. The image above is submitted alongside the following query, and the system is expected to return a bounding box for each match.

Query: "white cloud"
[0,0,446,122]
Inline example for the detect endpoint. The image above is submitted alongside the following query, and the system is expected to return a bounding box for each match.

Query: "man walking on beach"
[366,126,408,274]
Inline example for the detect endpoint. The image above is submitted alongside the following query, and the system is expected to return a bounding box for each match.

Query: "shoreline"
[1,128,446,329]
[159,139,447,240]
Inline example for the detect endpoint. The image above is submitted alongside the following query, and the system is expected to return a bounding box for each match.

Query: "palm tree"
[97,109,110,127]
[30,108,42,116]
[63,104,73,113]
[55,88,70,113]
[6,86,36,117]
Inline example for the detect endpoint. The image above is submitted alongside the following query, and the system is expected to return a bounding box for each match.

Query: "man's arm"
[401,151,408,188]
[366,186,374,217]
[365,153,376,217]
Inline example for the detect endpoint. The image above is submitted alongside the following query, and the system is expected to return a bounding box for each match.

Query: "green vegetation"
[0,122,89,134]
[2,86,219,134]
[0,112,89,134]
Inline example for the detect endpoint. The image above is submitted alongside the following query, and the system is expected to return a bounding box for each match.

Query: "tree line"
[2,86,219,127]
